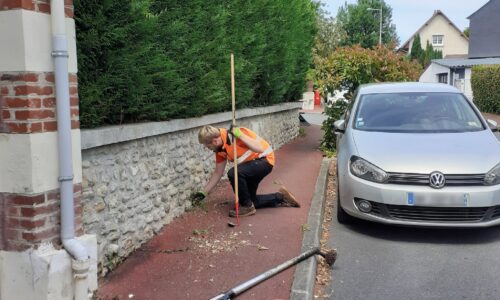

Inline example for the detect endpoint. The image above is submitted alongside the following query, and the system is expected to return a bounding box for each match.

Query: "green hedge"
[74,0,317,128]
[471,65,500,114]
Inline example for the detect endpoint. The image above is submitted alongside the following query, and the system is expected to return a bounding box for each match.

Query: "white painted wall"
[0,235,97,300]
[302,92,314,110]
[419,63,450,83]
[0,10,77,73]
[0,130,82,193]
[408,14,468,58]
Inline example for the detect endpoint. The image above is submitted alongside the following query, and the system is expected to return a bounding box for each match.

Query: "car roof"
[358,82,461,94]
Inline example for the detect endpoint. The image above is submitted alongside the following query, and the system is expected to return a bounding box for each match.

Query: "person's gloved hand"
[231,126,242,138]
[192,191,207,202]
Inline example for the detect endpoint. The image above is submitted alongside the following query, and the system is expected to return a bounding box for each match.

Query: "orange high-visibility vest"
[215,127,275,166]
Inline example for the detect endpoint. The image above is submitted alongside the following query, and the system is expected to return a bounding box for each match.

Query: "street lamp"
[367,7,383,45]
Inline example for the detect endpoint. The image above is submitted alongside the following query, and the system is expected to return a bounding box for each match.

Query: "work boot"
[229,204,256,217]
[279,186,300,207]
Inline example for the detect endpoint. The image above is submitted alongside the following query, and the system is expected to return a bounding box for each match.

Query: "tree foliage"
[74,0,317,128]
[408,35,442,67]
[336,0,399,48]
[316,45,421,97]
[316,45,422,150]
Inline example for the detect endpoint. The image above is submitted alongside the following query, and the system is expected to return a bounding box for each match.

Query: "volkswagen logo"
[429,171,446,189]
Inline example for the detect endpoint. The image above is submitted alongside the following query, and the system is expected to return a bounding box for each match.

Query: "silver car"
[334,82,500,227]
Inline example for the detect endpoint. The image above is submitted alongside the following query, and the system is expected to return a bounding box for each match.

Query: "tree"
[315,45,422,150]
[336,0,399,48]
[409,34,423,60]
[463,27,470,38]
[313,3,346,59]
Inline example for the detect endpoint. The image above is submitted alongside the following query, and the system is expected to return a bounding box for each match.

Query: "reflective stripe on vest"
[230,134,273,164]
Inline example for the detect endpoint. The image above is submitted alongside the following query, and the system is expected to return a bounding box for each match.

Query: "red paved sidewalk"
[96,125,325,300]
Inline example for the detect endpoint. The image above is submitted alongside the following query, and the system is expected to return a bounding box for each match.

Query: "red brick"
[7,122,28,133]
[5,229,20,240]
[5,217,20,227]
[69,74,77,83]
[1,86,9,95]
[30,122,42,132]
[19,218,46,229]
[37,2,50,13]
[7,206,20,217]
[45,73,55,83]
[5,97,41,108]
[70,107,79,117]
[15,109,55,120]
[46,190,59,201]
[14,85,39,96]
[43,121,57,131]
[22,73,39,82]
[20,202,59,218]
[74,184,82,194]
[5,242,30,251]
[0,73,21,81]
[70,96,79,106]
[22,227,59,242]
[69,86,78,96]
[1,0,36,10]
[2,110,10,119]
[8,194,45,205]
[65,6,73,18]
[42,97,56,108]
[39,86,53,96]
[71,119,79,129]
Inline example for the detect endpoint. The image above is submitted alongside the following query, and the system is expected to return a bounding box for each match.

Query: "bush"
[74,0,317,128]
[315,45,421,150]
[471,65,500,114]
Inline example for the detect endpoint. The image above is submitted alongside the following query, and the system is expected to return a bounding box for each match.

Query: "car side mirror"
[334,119,346,133]
[487,119,499,132]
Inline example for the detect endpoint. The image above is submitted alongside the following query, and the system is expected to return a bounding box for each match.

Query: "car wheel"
[336,164,352,224]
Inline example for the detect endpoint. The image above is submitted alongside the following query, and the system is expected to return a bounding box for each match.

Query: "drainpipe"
[50,1,90,299]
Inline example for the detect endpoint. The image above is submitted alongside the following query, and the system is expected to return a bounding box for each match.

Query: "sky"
[323,0,490,45]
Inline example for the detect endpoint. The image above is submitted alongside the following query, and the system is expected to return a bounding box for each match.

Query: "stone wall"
[80,102,301,274]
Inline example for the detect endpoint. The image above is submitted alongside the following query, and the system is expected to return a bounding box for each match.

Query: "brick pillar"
[0,1,83,251]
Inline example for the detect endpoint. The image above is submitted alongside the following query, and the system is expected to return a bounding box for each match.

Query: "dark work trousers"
[227,158,284,208]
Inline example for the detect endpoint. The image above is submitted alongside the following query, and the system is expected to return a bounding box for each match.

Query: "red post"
[314,90,320,106]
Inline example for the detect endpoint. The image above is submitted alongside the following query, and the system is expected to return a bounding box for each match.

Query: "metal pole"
[379,7,383,45]
[209,248,321,300]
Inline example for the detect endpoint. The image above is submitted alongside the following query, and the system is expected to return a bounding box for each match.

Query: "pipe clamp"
[58,175,74,182]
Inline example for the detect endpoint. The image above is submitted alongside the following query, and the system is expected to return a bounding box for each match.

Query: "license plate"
[406,192,470,207]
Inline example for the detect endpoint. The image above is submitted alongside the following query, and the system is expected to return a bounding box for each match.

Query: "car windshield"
[353,92,486,133]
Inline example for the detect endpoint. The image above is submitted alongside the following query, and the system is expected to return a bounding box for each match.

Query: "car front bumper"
[340,172,500,227]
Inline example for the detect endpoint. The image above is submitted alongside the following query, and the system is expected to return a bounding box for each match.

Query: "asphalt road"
[326,214,500,299]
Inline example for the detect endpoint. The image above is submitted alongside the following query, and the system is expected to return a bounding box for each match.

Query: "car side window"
[344,90,358,125]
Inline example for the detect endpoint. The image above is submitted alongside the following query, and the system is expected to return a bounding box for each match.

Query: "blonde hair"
[198,125,220,144]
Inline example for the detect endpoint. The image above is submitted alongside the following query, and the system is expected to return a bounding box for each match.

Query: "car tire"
[336,165,352,224]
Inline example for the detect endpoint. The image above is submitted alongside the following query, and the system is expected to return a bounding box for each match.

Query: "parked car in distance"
[334,82,500,227]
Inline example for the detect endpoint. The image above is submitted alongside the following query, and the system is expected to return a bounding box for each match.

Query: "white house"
[399,10,469,58]
[419,57,500,100]
[419,1,500,100]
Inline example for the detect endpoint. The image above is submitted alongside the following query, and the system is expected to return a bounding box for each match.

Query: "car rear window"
[353,92,486,133]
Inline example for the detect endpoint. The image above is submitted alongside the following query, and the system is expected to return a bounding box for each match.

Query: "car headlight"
[349,156,388,183]
[485,163,500,185]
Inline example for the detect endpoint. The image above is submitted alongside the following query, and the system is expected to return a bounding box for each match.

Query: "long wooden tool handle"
[231,53,239,224]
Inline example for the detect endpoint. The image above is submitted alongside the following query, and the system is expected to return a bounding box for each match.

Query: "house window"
[432,35,444,46]
[437,73,448,84]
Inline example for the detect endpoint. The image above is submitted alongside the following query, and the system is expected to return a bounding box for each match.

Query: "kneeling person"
[196,125,299,217]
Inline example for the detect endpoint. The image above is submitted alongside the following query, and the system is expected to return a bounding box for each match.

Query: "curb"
[290,157,331,300]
